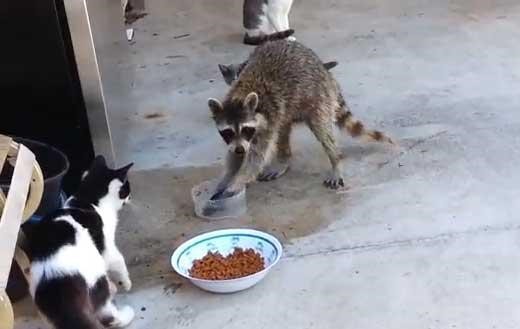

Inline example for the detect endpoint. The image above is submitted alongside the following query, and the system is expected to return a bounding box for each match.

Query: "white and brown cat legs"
[96,274,134,328]
[266,0,294,40]
[243,0,295,43]
[96,179,133,292]
[105,245,132,291]
[98,299,135,328]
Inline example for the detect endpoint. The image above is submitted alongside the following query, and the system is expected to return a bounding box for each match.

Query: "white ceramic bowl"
[171,228,283,293]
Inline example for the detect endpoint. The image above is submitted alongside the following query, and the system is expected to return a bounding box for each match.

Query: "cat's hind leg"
[91,275,134,328]
[98,301,135,328]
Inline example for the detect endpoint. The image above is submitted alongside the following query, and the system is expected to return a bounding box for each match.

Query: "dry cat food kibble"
[189,248,265,280]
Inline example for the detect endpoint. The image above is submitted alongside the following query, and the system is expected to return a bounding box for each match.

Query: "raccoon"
[208,40,393,199]
[218,60,339,86]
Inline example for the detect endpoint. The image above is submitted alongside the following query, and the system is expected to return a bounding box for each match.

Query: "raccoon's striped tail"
[336,100,394,144]
[243,29,295,45]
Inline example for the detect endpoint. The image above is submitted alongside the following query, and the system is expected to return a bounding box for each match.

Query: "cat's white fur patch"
[246,4,274,37]
[95,179,124,244]
[246,0,293,36]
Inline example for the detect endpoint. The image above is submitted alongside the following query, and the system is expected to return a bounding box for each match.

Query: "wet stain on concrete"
[118,164,351,285]
[163,282,183,295]
[144,112,165,119]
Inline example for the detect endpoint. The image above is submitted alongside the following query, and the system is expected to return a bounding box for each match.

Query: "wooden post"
[0,143,35,329]
[0,144,35,289]
[0,290,14,329]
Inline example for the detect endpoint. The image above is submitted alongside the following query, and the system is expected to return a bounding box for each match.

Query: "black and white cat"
[243,0,295,45]
[28,156,135,329]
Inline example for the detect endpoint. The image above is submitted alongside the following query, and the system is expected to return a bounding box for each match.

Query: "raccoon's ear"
[208,98,223,116]
[244,92,259,113]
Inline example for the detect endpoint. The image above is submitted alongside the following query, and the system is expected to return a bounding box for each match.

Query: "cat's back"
[29,209,106,293]
[28,211,78,261]
[29,208,105,260]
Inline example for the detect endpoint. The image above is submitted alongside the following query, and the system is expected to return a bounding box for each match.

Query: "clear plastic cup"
[191,180,246,220]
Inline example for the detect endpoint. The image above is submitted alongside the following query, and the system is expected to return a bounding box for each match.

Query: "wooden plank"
[0,145,34,289]
[0,136,12,219]
[0,290,14,329]
[0,135,12,176]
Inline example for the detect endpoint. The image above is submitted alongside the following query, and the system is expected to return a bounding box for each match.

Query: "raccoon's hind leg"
[307,119,344,189]
[258,124,292,181]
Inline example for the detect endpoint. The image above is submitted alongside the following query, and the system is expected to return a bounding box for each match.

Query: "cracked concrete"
[13,0,520,328]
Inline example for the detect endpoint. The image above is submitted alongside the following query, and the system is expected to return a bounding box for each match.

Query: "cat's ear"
[218,64,235,85]
[323,61,338,70]
[115,162,134,182]
[244,92,259,113]
[218,64,231,76]
[208,98,223,117]
[90,155,107,170]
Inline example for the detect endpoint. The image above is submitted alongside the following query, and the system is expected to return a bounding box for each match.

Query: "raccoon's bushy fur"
[219,59,338,86]
[209,40,393,197]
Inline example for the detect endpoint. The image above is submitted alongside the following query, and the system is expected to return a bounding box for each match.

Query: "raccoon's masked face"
[208,92,263,155]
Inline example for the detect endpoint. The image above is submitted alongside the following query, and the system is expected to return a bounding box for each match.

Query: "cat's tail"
[55,313,104,329]
[243,29,295,45]
[35,275,105,329]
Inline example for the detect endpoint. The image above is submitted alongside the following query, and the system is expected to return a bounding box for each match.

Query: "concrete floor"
[14,0,520,328]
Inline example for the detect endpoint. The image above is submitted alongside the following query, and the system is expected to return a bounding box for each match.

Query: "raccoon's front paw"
[210,189,236,201]
[258,162,289,181]
[323,172,344,189]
